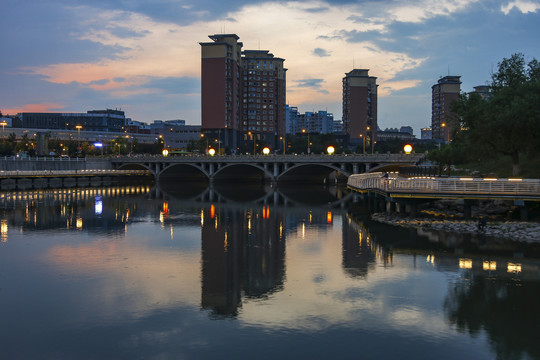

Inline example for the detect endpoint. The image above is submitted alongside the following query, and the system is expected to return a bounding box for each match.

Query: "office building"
[200,34,287,153]
[431,76,461,143]
[17,109,126,132]
[342,69,378,148]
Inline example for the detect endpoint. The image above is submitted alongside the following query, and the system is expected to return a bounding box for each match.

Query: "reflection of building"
[0,187,151,240]
[431,76,461,143]
[200,205,286,317]
[341,216,376,277]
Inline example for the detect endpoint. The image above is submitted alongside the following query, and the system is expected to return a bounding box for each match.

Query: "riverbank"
[371,212,540,243]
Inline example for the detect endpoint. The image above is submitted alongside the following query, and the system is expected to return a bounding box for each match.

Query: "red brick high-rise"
[431,75,461,143]
[200,34,286,153]
[342,69,378,152]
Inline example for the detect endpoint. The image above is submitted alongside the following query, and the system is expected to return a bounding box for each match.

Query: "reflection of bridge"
[152,183,355,209]
[112,153,424,183]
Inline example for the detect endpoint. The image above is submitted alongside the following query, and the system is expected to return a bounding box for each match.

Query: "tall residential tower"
[200,34,286,153]
[431,75,461,143]
[342,69,378,152]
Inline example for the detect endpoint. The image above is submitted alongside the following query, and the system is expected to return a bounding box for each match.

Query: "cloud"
[2,103,67,114]
[313,48,331,57]
[295,78,325,88]
[501,0,540,14]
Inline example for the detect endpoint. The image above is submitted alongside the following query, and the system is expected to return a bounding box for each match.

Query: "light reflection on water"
[0,184,539,359]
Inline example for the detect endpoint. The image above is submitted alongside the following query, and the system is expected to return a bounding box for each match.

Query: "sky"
[1,0,540,135]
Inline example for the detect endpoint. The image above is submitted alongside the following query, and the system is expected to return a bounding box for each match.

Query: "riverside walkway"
[348,173,540,200]
[347,173,540,219]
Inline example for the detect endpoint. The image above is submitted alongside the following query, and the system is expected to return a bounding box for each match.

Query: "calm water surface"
[0,184,539,360]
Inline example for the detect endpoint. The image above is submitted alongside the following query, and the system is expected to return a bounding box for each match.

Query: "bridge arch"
[213,163,273,183]
[159,163,210,183]
[277,163,350,184]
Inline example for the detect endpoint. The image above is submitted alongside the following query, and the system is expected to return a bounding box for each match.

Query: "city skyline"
[2,0,540,134]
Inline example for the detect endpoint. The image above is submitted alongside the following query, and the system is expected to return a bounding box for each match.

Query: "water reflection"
[1,184,539,359]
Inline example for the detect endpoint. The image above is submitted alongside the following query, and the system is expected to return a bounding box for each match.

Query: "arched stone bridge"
[111,153,425,184]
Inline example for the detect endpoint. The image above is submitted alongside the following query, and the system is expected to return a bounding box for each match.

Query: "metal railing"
[0,169,151,178]
[348,173,540,197]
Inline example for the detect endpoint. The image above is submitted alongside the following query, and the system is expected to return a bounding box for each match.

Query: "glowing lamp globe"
[162,149,169,156]
[208,148,216,156]
[326,145,335,155]
[262,147,270,155]
[403,144,413,154]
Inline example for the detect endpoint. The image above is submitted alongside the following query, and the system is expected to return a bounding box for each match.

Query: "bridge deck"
[348,173,540,201]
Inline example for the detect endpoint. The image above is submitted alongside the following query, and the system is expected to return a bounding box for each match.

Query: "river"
[0,184,539,359]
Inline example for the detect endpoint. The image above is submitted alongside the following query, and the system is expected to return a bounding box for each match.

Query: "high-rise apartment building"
[431,75,461,143]
[342,69,377,149]
[200,34,286,153]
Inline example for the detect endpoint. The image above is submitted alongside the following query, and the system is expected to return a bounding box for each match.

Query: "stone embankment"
[371,213,540,243]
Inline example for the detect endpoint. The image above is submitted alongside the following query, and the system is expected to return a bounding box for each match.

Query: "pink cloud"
[1,103,66,115]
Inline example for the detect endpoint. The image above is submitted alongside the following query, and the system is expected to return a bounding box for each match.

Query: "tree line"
[429,53,540,177]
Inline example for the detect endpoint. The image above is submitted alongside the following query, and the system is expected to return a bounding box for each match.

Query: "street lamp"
[302,129,310,154]
[75,125,82,152]
[326,145,335,155]
[208,148,216,156]
[0,120,7,142]
[262,146,270,155]
[279,136,285,154]
[403,144,413,154]
[360,134,365,154]
[248,131,255,155]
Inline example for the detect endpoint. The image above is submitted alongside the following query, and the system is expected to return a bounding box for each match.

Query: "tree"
[456,53,540,176]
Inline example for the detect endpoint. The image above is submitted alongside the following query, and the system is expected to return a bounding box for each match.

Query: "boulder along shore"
[370,200,540,243]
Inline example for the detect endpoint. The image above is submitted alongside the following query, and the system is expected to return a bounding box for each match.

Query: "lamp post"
[279,136,285,154]
[75,125,82,153]
[302,129,310,154]
[248,132,255,155]
[0,120,7,142]
[360,134,365,154]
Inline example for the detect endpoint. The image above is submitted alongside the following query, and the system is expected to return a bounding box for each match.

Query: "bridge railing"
[0,169,151,178]
[111,153,425,163]
[348,173,540,196]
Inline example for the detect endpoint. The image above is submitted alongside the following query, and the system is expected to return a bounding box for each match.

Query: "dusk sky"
[2,0,539,134]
